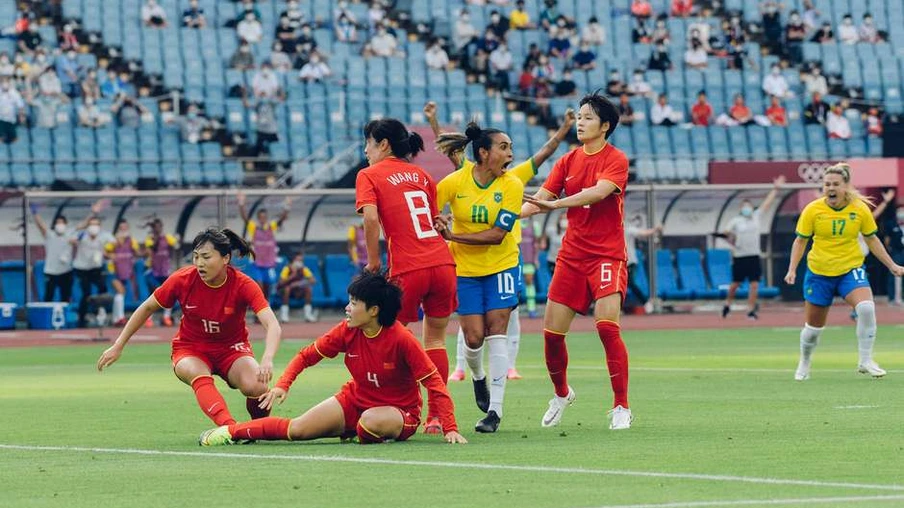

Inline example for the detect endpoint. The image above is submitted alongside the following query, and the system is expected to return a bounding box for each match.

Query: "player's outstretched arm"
[255,307,282,384]
[521,188,557,217]
[97,296,163,371]
[524,180,618,212]
[531,108,575,168]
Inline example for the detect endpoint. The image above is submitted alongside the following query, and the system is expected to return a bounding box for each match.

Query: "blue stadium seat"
[655,250,692,300]
[676,248,720,299]
[324,254,356,306]
[303,254,332,308]
[0,260,26,306]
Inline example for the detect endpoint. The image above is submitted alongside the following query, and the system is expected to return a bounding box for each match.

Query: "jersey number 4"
[403,191,439,239]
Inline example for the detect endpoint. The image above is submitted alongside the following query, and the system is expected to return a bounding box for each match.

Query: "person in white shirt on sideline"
[625,215,661,313]
[721,176,784,320]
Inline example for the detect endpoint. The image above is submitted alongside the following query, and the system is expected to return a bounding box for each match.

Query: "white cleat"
[794,360,811,381]
[608,405,633,430]
[858,361,887,378]
[541,386,575,427]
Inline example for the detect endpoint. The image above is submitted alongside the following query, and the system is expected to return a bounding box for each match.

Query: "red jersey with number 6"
[355,157,455,276]
[542,143,630,262]
[153,265,270,345]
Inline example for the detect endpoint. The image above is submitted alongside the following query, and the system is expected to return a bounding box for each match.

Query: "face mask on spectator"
[54,223,67,234]
[85,98,94,106]
[843,17,852,25]
[293,261,304,269]
[772,66,780,75]
[740,206,753,217]
[87,225,101,236]
[863,17,872,25]
[790,14,800,23]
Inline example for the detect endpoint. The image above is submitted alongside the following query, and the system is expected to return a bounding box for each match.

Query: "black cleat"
[721,305,730,318]
[473,377,490,413]
[475,410,501,433]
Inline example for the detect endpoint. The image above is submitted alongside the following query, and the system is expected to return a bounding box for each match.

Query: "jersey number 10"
[471,205,489,224]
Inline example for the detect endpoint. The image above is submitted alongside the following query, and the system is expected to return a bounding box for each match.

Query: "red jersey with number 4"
[276,321,458,432]
[542,143,629,262]
[355,158,455,276]
[153,265,270,345]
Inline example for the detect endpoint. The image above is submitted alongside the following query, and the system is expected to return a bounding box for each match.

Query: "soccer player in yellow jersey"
[425,101,576,382]
[434,122,523,433]
[785,163,904,381]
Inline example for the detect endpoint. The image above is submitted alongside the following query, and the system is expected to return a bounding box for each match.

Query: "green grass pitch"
[1,325,903,507]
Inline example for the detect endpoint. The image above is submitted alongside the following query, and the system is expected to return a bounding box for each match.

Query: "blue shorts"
[249,264,278,285]
[803,266,870,306]
[457,265,520,316]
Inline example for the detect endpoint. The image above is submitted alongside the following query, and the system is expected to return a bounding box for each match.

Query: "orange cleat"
[162,316,174,327]
[424,417,442,435]
[448,369,466,382]
[507,368,523,380]
[144,317,154,328]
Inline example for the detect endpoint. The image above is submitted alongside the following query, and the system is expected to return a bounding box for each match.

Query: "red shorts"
[392,264,457,324]
[547,256,627,314]
[171,339,255,383]
[335,383,420,442]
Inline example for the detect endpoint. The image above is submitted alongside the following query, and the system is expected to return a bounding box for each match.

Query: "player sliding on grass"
[199,272,467,446]
[522,91,633,430]
[97,227,282,427]
[785,163,904,381]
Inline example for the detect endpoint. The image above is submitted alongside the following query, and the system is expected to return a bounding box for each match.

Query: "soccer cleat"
[608,405,633,430]
[424,417,442,435]
[472,377,490,413]
[721,305,730,318]
[541,386,576,427]
[162,316,174,327]
[475,410,501,433]
[198,426,235,446]
[448,369,466,382]
[858,361,887,378]
[643,301,654,314]
[747,310,758,320]
[794,360,811,381]
[507,368,522,380]
[144,317,154,328]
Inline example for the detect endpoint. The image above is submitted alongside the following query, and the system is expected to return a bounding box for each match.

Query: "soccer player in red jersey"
[354,118,458,435]
[97,227,282,428]
[199,272,467,446]
[523,92,634,430]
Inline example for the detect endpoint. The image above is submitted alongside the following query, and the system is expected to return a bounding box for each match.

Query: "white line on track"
[2,444,903,492]
[517,365,904,374]
[588,494,904,508]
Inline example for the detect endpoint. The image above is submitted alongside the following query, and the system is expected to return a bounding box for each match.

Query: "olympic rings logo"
[797,162,832,183]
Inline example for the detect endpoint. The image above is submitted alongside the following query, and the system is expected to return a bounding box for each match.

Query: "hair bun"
[465,123,482,142]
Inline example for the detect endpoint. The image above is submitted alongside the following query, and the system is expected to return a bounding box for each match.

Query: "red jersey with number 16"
[355,158,455,276]
[153,265,270,345]
[542,143,630,262]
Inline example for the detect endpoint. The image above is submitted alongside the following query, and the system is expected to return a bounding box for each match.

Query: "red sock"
[596,320,629,408]
[425,348,449,386]
[356,420,384,444]
[228,417,292,441]
[191,376,236,426]
[246,397,271,420]
[544,330,570,398]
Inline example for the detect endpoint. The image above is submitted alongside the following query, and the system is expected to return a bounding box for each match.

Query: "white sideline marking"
[518,365,904,374]
[2,444,904,492]
[833,405,881,410]
[590,494,904,508]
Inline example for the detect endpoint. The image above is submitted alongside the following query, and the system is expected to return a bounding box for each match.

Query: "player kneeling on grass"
[199,272,468,446]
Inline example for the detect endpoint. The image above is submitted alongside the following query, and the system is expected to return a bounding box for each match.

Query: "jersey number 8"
[403,190,439,240]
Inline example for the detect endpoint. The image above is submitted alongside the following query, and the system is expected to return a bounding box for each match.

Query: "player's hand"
[364,261,382,273]
[883,188,896,203]
[91,199,109,215]
[522,194,558,212]
[97,344,123,371]
[891,264,904,277]
[257,356,274,384]
[784,271,796,285]
[561,108,576,130]
[444,430,468,444]
[423,101,437,120]
[433,214,451,231]
[773,175,786,188]
[258,387,287,410]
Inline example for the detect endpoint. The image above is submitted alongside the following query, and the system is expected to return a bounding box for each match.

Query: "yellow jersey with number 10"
[458,157,536,244]
[795,197,878,277]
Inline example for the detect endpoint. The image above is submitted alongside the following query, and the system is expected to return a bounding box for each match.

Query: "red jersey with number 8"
[542,143,630,262]
[355,157,455,276]
[153,265,270,345]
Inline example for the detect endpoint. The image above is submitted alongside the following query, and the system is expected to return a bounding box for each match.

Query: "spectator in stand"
[581,16,605,45]
[631,0,653,19]
[251,100,279,154]
[38,65,66,102]
[233,0,261,25]
[811,21,833,43]
[26,80,62,129]
[59,23,79,51]
[112,93,149,129]
[281,0,305,30]
[761,0,783,54]
[548,30,571,59]
[650,93,684,126]
[510,0,534,29]
[826,103,851,139]
[298,52,331,82]
[572,42,597,70]
[837,14,857,44]
[648,42,672,71]
[858,13,879,43]
[727,14,748,43]
[229,41,255,70]
[174,104,208,144]
[864,107,882,137]
[803,65,828,97]
[717,94,769,126]
[0,53,13,78]
[183,0,206,28]
[295,24,318,64]
[726,38,756,70]
[651,16,670,45]
[766,95,788,126]
[78,96,111,127]
[142,0,168,28]
[334,13,358,43]
[275,15,297,51]
[55,49,81,98]
[237,11,264,44]
[472,48,489,82]
[686,20,710,50]
[251,63,282,100]
[804,92,828,125]
[365,24,399,58]
[606,70,626,96]
[684,39,708,69]
[539,0,561,32]
[632,17,652,43]
[100,69,123,98]
[81,69,101,100]
[618,92,635,126]
[334,0,357,26]
[522,43,542,68]
[487,10,510,39]
[368,1,387,32]
[18,23,41,56]
[489,41,513,91]
[762,64,793,98]
[454,9,479,58]
[517,63,534,95]
[554,70,577,97]
[1,10,30,40]
[802,0,821,32]
[117,72,137,98]
[691,90,713,126]
[532,53,555,82]
[425,38,450,70]
[270,41,292,72]
[672,0,693,17]
[628,69,653,97]
[0,77,24,143]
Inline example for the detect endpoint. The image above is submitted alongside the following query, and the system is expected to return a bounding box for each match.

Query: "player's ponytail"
[436,122,505,164]
[434,131,470,159]
[191,227,256,261]
[407,131,424,157]
[825,163,875,208]
[363,118,422,159]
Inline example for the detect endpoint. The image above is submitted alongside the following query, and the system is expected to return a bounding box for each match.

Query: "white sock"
[464,342,485,380]
[800,323,823,363]
[486,334,508,418]
[280,304,289,321]
[895,277,902,303]
[855,301,877,364]
[506,308,520,370]
[303,303,313,318]
[113,293,125,322]
[455,327,466,371]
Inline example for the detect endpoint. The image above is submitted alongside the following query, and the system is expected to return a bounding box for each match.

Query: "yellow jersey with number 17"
[795,197,878,277]
[458,157,536,243]
[436,165,524,277]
